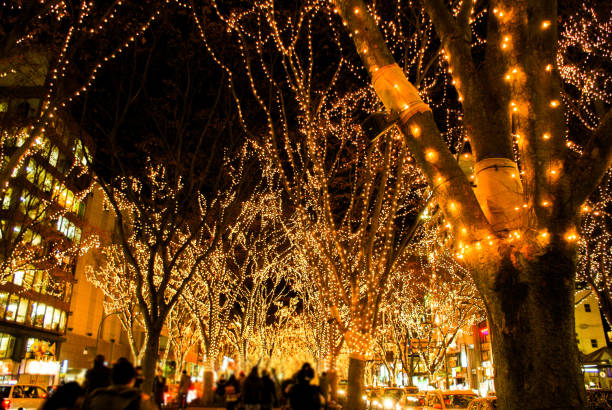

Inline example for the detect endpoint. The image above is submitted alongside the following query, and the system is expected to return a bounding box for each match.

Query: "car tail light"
[2,398,10,410]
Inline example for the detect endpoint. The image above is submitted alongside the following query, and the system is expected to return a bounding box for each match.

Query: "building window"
[0,333,15,359]
[15,298,28,323]
[591,339,598,348]
[585,304,591,312]
[5,295,19,321]
[0,293,8,320]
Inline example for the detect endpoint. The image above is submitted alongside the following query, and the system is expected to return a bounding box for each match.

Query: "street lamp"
[83,312,120,359]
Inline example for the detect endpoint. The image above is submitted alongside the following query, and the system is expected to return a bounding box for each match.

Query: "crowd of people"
[39,356,331,410]
[40,355,166,410]
[215,363,332,410]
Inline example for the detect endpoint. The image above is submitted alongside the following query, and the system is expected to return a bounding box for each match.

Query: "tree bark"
[347,356,366,410]
[141,328,161,394]
[327,368,338,403]
[203,359,215,405]
[474,239,585,409]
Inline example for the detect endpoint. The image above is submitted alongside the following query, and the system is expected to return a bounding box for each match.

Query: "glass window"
[42,173,53,193]
[1,188,12,210]
[51,309,60,331]
[43,305,54,329]
[5,295,19,321]
[591,339,598,348]
[0,293,7,320]
[16,298,28,323]
[32,303,45,327]
[585,304,591,312]
[22,269,35,289]
[59,311,66,332]
[13,270,24,286]
[32,271,44,292]
[0,333,15,359]
[49,146,59,167]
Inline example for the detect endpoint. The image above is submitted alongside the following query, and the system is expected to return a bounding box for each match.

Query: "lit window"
[44,305,54,329]
[13,270,24,286]
[16,298,28,323]
[49,147,59,167]
[52,309,61,331]
[0,293,8,320]
[5,295,19,321]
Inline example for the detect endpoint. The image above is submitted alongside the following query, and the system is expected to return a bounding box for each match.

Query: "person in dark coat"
[41,382,84,410]
[319,372,329,409]
[134,366,144,389]
[151,369,166,409]
[260,370,277,410]
[225,374,240,410]
[242,366,263,410]
[288,363,321,410]
[84,355,111,394]
[82,357,157,410]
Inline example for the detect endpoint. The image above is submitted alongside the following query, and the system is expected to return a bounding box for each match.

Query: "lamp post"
[84,312,120,359]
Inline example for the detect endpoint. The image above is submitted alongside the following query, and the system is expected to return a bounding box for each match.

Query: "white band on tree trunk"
[473,158,524,232]
[371,63,430,121]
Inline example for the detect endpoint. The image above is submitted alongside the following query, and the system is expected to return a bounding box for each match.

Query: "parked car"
[423,390,477,410]
[467,396,496,410]
[366,387,406,409]
[0,384,48,410]
[401,392,425,409]
[405,386,419,395]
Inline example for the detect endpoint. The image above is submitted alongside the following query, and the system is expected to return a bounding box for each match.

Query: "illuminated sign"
[24,360,60,375]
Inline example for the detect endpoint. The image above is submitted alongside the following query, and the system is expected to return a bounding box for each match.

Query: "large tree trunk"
[346,355,366,410]
[476,241,585,409]
[141,327,161,394]
[203,359,215,405]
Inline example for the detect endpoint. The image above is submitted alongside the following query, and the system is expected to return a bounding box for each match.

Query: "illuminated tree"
[564,5,612,327]
[78,11,248,393]
[166,301,200,382]
[0,0,164,189]
[328,0,612,408]
[185,232,252,403]
[87,244,147,364]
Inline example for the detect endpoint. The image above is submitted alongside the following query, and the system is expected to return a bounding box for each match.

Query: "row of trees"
[1,1,609,409]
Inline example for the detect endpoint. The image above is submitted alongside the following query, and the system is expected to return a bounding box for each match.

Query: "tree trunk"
[476,242,586,409]
[203,360,215,405]
[141,328,161,394]
[327,368,338,403]
[346,355,366,410]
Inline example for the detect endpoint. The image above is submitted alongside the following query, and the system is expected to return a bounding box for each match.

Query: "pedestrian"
[134,366,144,389]
[152,368,167,409]
[84,354,111,394]
[225,374,240,410]
[82,357,157,410]
[242,366,263,410]
[41,381,84,410]
[216,375,227,405]
[260,369,276,410]
[319,372,329,409]
[178,370,191,410]
[288,363,321,410]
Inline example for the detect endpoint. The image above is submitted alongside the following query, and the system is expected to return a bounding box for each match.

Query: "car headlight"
[373,399,381,407]
[338,389,345,396]
[384,398,394,409]
[362,395,367,400]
